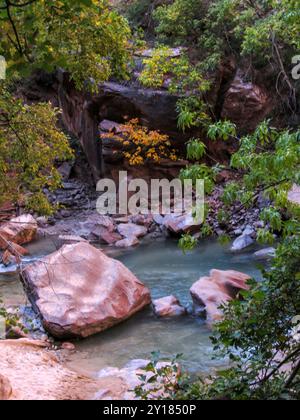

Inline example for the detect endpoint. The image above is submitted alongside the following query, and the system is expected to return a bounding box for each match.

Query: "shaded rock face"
[55,71,240,181]
[152,296,186,318]
[190,270,250,325]
[21,242,151,339]
[57,71,181,181]
[20,67,278,183]
[222,71,273,132]
[0,214,37,250]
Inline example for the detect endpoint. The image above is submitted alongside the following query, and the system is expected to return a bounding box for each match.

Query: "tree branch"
[5,0,24,55]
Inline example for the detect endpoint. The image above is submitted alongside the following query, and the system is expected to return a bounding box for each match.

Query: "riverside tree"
[177,120,300,400]
[0,0,131,89]
[0,0,131,213]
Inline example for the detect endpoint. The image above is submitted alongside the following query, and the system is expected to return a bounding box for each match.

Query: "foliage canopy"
[0,86,73,214]
[0,0,131,90]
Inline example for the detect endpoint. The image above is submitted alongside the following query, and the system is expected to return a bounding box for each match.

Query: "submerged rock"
[254,247,276,261]
[0,214,37,250]
[190,270,250,325]
[58,235,88,245]
[152,296,186,317]
[20,242,151,339]
[115,237,140,248]
[231,234,255,252]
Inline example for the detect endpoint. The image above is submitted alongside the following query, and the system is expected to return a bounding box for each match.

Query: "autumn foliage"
[101,118,178,165]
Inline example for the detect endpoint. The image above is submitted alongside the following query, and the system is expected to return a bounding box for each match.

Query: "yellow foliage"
[101,119,178,166]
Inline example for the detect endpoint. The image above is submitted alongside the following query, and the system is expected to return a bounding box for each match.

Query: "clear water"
[0,237,262,376]
[0,236,58,306]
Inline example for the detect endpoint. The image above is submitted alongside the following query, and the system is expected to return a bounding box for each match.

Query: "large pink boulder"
[190,270,250,325]
[21,243,151,339]
[0,214,37,250]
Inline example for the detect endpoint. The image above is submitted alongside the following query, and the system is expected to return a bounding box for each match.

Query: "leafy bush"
[186,238,300,400]
[134,352,183,400]
[180,163,218,194]
[175,118,300,400]
[154,0,207,45]
[0,85,73,214]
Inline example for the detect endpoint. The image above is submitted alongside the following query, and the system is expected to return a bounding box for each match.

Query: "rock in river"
[152,295,186,317]
[190,270,250,325]
[0,214,37,250]
[254,247,276,261]
[230,233,255,252]
[20,242,151,339]
[163,213,202,235]
[117,223,148,239]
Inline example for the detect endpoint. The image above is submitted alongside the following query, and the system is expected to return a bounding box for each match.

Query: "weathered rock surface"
[58,235,88,245]
[40,212,116,241]
[288,184,300,206]
[190,270,250,325]
[163,213,202,235]
[254,247,276,261]
[152,296,186,317]
[57,161,73,181]
[231,234,255,252]
[0,339,98,400]
[130,214,154,229]
[1,242,28,266]
[0,215,37,250]
[117,223,148,239]
[21,242,151,339]
[0,374,12,401]
[115,237,140,248]
[92,228,122,245]
[222,71,273,132]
